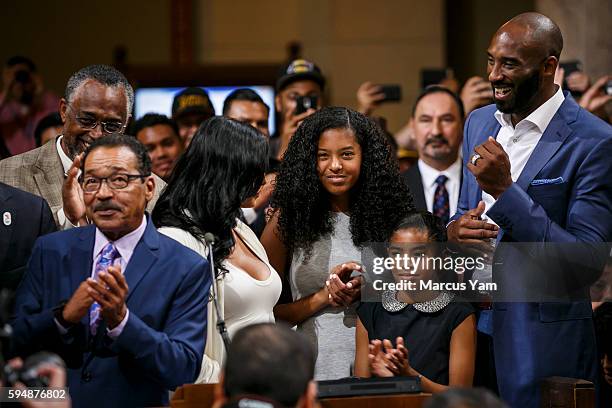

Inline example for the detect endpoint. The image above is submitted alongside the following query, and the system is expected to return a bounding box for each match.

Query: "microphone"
[203,233,231,352]
[203,233,216,245]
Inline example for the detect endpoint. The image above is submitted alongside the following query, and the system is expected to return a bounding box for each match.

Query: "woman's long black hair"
[152,116,269,271]
[271,106,414,257]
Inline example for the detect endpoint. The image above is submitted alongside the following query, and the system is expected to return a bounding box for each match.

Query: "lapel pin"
[3,211,11,226]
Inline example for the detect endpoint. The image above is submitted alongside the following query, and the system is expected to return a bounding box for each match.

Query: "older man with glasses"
[0,64,165,228]
[10,133,210,408]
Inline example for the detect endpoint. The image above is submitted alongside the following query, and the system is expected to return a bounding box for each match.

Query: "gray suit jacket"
[0,139,166,226]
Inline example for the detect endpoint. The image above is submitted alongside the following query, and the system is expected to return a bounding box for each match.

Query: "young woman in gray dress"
[261,107,414,380]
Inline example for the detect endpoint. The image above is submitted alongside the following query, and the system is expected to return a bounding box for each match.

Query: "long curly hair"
[271,106,414,257]
[152,116,268,272]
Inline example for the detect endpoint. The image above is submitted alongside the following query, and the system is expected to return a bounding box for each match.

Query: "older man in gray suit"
[0,65,164,228]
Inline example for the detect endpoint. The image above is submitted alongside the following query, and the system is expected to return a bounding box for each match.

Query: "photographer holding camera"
[0,56,59,157]
[270,59,325,161]
[3,357,70,408]
[1,289,70,408]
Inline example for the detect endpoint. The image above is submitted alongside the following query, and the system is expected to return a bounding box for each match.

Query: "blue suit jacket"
[454,94,612,408]
[11,217,211,408]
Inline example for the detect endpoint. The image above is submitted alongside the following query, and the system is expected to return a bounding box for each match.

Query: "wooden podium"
[169,377,596,408]
[319,393,430,408]
[170,383,430,408]
[540,377,595,408]
[171,383,216,408]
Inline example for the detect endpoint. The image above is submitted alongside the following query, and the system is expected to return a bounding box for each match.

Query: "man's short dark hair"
[65,65,134,116]
[222,88,270,116]
[6,56,36,71]
[411,85,465,119]
[224,323,314,407]
[34,112,62,147]
[131,113,180,139]
[81,133,152,176]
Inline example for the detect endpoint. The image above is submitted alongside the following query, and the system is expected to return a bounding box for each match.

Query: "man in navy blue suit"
[0,182,56,290]
[448,12,612,408]
[11,134,211,407]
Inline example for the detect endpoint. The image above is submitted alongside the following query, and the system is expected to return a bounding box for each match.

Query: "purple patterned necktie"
[433,174,450,224]
[90,242,120,335]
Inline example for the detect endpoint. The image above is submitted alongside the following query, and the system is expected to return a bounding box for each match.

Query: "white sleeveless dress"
[159,218,281,383]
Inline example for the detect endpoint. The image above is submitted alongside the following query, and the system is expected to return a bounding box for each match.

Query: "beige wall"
[2,0,445,130]
[446,0,535,82]
[0,0,172,96]
[536,0,612,79]
[194,0,445,132]
[2,0,608,131]
[194,0,300,63]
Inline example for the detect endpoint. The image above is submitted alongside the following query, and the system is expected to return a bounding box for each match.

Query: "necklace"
[382,290,455,313]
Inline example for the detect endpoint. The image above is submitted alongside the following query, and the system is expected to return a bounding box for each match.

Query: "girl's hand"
[368,340,395,377]
[385,337,412,376]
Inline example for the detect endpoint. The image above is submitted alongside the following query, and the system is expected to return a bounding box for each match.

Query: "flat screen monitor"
[134,85,276,135]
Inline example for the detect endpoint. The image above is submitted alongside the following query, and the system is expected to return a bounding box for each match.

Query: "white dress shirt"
[55,135,79,229]
[482,87,565,223]
[91,215,147,338]
[418,157,462,217]
[240,207,258,224]
[56,215,147,338]
[56,135,73,175]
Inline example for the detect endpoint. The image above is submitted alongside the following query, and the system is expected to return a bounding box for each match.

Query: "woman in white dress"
[152,117,281,383]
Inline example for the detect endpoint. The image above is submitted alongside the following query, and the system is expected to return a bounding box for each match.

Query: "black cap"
[171,87,215,119]
[276,59,325,92]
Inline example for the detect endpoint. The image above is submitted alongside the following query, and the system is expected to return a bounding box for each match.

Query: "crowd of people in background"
[0,11,611,408]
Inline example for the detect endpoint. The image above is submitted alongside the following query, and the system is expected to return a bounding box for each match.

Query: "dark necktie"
[90,243,120,335]
[433,175,449,224]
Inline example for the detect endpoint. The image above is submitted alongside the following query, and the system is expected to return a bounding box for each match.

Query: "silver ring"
[471,153,482,166]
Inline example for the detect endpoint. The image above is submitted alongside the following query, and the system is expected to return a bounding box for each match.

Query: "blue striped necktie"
[90,242,120,335]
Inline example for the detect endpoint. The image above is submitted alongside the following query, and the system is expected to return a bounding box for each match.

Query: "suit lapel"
[70,226,96,296]
[514,99,575,191]
[0,186,13,270]
[484,120,504,242]
[404,166,427,210]
[470,120,501,208]
[69,226,95,345]
[0,185,11,203]
[33,141,65,211]
[497,96,575,242]
[124,220,159,302]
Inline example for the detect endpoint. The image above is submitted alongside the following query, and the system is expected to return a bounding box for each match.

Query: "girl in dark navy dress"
[354,211,476,393]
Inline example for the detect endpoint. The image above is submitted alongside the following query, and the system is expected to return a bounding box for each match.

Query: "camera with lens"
[14,69,31,84]
[10,69,36,105]
[0,289,65,387]
[605,79,612,96]
[2,352,65,387]
[295,95,318,115]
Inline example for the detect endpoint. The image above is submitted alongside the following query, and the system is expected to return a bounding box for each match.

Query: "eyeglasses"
[67,104,126,134]
[79,173,150,193]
